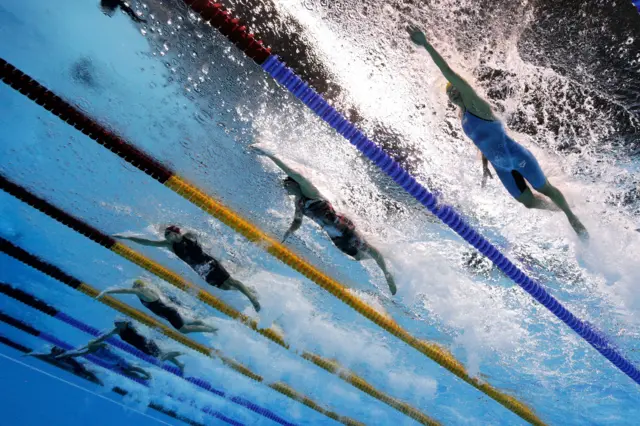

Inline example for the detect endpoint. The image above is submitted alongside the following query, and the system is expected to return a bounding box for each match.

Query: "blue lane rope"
[260,54,640,385]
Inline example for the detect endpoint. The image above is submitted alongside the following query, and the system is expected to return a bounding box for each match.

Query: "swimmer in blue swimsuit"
[408,28,588,238]
[98,279,218,334]
[252,145,397,295]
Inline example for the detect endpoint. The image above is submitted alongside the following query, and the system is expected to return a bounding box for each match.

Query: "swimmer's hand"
[481,166,493,188]
[407,26,428,46]
[249,144,271,157]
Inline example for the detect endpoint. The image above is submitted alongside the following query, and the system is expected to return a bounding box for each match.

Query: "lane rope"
[0,334,212,426]
[0,54,535,424]
[184,0,640,395]
[0,282,291,426]
[0,325,242,425]
[0,173,438,426]
[0,237,363,426]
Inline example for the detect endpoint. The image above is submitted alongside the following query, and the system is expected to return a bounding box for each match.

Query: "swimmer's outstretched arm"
[283,203,304,242]
[113,235,169,248]
[252,146,323,199]
[407,27,494,118]
[72,328,119,355]
[119,2,147,23]
[97,288,143,298]
[54,347,93,360]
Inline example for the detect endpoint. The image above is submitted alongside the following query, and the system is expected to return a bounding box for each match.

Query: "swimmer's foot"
[247,287,261,312]
[569,216,589,241]
[386,274,397,296]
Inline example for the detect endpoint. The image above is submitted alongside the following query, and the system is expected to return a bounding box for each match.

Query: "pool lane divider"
[0,56,532,425]
[0,174,439,426]
[184,0,640,398]
[0,333,227,426]
[0,238,362,426]
[0,315,243,426]
[0,282,283,426]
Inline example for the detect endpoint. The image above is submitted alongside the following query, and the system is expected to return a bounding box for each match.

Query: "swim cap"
[165,225,181,235]
[283,177,298,186]
[445,82,453,93]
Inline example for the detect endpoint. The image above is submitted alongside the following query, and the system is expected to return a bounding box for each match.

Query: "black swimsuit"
[298,196,365,257]
[141,299,185,330]
[118,323,161,358]
[171,235,230,287]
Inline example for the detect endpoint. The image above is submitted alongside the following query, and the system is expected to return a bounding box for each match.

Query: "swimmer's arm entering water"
[408,27,494,120]
[283,202,304,243]
[97,288,143,298]
[120,2,147,23]
[252,146,323,199]
[113,235,170,248]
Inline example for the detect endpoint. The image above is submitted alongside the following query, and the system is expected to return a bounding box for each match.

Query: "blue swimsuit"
[461,111,547,198]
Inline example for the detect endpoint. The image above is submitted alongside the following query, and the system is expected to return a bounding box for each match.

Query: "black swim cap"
[283,177,298,186]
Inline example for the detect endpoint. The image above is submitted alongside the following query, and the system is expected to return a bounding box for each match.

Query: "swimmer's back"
[461,111,521,170]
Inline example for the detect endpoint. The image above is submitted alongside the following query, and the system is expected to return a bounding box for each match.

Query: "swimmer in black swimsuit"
[100,0,147,23]
[98,279,218,334]
[26,346,103,384]
[85,319,185,372]
[113,229,261,312]
[52,342,152,381]
[253,146,397,295]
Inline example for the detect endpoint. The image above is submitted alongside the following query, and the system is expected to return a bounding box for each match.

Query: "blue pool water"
[1,0,639,425]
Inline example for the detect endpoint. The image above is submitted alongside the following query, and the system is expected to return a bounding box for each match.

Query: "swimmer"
[91,319,185,372]
[98,279,218,334]
[26,346,102,384]
[53,341,151,381]
[253,145,397,295]
[100,0,147,23]
[113,228,261,312]
[408,27,588,239]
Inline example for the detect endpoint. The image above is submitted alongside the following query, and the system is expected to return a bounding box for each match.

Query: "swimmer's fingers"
[406,26,427,45]
[248,144,268,156]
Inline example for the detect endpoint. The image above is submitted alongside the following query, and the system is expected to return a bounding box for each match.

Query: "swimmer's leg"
[515,185,558,211]
[357,244,397,295]
[159,351,184,372]
[180,320,218,334]
[124,365,152,381]
[536,181,588,238]
[221,277,261,312]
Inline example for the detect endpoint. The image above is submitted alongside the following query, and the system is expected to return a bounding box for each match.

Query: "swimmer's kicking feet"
[113,227,261,312]
[408,27,588,239]
[98,279,219,334]
[100,0,147,23]
[253,145,397,295]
